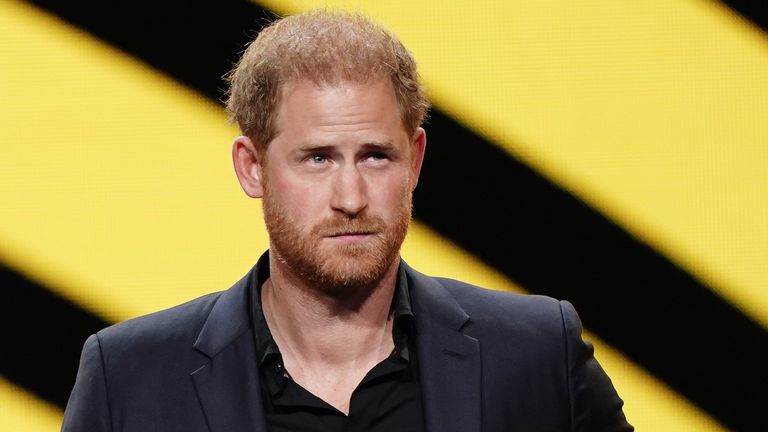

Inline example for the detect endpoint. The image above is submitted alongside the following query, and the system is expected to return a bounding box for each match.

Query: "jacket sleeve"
[61,334,113,432]
[560,301,633,432]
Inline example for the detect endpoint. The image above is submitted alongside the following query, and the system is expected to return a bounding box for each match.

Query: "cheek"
[273,178,328,218]
[373,174,411,213]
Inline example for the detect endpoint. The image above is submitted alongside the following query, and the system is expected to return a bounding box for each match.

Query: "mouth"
[325,231,378,243]
[327,231,376,238]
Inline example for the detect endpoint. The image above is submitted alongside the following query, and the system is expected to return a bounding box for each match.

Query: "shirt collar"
[248,252,281,367]
[248,251,415,369]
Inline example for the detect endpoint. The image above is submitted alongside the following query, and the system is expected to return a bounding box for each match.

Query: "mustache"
[313,214,387,237]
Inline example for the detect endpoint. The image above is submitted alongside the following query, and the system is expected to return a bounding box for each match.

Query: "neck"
[262,254,400,368]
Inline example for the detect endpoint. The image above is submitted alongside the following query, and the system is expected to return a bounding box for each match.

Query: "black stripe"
[15,1,768,429]
[720,0,768,33]
[418,111,767,431]
[24,0,276,104]
[0,262,109,407]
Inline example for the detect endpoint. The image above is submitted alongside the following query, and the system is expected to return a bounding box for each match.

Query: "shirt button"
[275,363,283,374]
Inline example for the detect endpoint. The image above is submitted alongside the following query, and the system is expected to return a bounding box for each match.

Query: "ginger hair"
[226,9,429,151]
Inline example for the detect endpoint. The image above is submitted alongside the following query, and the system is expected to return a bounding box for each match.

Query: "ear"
[408,127,427,191]
[232,135,264,198]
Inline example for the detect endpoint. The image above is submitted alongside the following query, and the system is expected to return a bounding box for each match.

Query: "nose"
[330,164,368,217]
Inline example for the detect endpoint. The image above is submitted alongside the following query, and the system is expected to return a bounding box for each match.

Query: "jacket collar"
[190,265,268,432]
[404,261,482,432]
[192,270,253,358]
[190,257,481,432]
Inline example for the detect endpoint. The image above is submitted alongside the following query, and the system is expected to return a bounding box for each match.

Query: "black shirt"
[248,253,425,432]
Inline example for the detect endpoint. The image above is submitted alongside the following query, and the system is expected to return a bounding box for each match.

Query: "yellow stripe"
[588,332,725,431]
[0,377,62,432]
[0,0,262,321]
[259,0,768,331]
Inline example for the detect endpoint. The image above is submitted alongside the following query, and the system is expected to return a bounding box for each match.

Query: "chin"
[312,249,397,296]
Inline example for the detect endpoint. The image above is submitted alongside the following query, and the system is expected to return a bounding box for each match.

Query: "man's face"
[258,78,425,295]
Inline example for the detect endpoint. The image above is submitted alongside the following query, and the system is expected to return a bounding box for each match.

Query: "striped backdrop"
[1,1,766,430]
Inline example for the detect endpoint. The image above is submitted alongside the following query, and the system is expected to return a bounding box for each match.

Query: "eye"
[365,152,389,162]
[309,154,328,164]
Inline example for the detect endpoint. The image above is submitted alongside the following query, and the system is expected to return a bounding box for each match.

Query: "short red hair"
[226,9,429,151]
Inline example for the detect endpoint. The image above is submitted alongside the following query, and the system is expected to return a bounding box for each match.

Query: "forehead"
[272,78,406,141]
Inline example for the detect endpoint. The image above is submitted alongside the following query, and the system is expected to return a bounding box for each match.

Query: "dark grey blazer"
[62,261,632,431]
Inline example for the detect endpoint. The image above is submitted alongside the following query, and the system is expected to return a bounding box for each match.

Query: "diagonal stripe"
[264,0,768,347]
[0,0,281,322]
[413,106,756,432]
[0,376,62,432]
[720,0,768,31]
[1,262,107,408]
[1,0,756,430]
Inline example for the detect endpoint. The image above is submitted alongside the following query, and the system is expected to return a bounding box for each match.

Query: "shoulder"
[64,276,254,430]
[406,266,634,431]
[403,262,575,350]
[407,270,588,367]
[96,290,223,353]
[435,276,561,312]
[93,271,253,364]
[431,276,570,333]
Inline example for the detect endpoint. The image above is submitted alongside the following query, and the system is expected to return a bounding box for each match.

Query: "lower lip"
[327,234,375,244]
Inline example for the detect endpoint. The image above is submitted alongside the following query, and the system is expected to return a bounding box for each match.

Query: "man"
[63,10,632,432]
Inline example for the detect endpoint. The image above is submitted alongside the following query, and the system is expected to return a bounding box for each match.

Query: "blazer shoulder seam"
[558,301,575,432]
[94,333,115,432]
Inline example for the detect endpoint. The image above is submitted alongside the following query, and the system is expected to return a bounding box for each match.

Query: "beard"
[261,181,411,298]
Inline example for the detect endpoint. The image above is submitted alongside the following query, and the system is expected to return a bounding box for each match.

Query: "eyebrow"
[361,141,395,151]
[296,144,335,153]
[296,141,395,152]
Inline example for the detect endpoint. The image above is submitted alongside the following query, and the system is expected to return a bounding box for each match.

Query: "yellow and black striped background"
[1,0,766,430]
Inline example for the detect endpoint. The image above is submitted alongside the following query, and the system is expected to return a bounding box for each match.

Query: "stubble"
[261,181,411,298]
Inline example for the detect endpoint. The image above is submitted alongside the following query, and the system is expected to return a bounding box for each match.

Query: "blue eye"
[310,155,327,164]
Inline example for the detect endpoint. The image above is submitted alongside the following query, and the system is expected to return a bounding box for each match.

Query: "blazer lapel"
[190,341,267,432]
[405,263,482,432]
[190,272,268,432]
[188,259,481,432]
